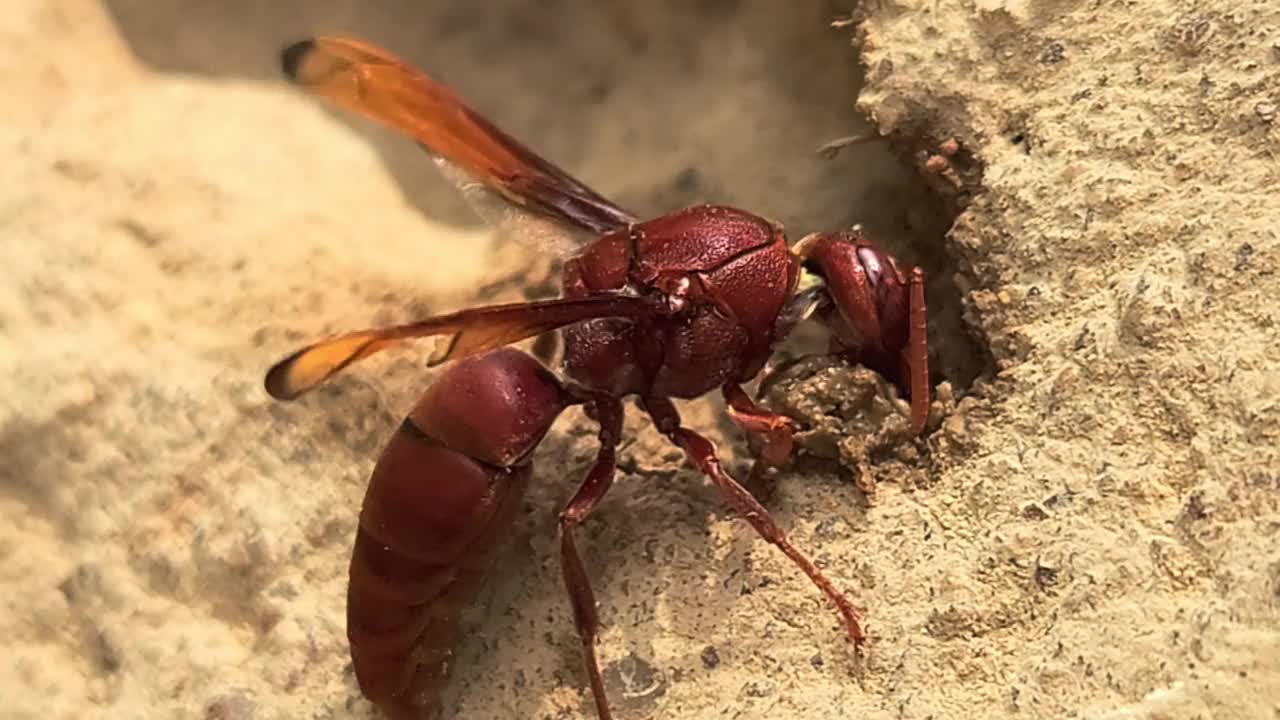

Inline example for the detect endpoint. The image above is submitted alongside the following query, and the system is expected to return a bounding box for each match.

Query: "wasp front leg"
[722,382,799,468]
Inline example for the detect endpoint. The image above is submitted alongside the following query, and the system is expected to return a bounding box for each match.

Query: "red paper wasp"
[265,36,928,720]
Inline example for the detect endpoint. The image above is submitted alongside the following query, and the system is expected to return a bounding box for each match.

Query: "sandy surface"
[2,1,1277,719]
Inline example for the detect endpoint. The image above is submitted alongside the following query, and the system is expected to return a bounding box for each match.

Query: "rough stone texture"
[2,2,1277,720]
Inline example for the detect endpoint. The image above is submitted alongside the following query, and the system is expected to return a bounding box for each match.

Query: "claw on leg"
[722,382,798,468]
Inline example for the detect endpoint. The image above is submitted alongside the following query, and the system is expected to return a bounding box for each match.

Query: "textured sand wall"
[845,1,1280,717]
[2,1,1277,719]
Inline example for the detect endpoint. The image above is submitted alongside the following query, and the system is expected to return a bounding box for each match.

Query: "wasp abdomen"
[345,350,568,718]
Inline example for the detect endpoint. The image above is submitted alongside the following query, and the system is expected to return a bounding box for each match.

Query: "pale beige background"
[2,1,1277,719]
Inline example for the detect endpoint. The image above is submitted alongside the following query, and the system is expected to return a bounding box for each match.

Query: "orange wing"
[264,294,656,400]
[281,36,635,248]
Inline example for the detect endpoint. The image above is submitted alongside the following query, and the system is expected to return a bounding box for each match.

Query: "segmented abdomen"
[343,349,569,719]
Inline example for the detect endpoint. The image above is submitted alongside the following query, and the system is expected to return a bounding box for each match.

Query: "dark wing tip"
[263,351,306,401]
[280,39,317,81]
